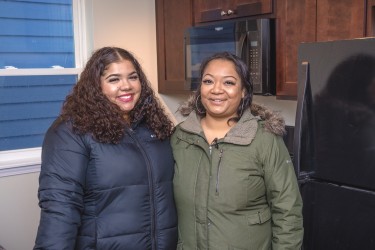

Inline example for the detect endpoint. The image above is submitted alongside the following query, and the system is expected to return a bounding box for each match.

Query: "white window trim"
[0,0,89,177]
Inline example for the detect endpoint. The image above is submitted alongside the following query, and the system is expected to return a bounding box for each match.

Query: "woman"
[34,47,177,249]
[171,52,303,249]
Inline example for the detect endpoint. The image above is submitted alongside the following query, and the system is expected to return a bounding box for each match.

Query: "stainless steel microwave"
[185,18,275,95]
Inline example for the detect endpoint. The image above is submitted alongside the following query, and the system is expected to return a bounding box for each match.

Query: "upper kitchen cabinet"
[155,0,193,94]
[368,0,375,35]
[316,0,367,41]
[194,0,273,23]
[275,0,368,99]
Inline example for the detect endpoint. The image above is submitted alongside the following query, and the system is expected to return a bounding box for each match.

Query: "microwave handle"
[237,33,247,58]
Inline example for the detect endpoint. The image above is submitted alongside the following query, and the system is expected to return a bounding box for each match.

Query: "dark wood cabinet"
[275,0,367,99]
[274,0,316,99]
[193,0,273,23]
[366,0,375,36]
[316,0,366,41]
[155,0,193,94]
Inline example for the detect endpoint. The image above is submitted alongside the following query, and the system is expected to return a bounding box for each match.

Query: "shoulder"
[250,103,286,136]
[171,123,186,143]
[43,118,90,153]
[253,120,285,149]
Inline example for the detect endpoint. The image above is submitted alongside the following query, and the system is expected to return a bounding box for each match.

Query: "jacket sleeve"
[34,122,89,250]
[262,133,304,250]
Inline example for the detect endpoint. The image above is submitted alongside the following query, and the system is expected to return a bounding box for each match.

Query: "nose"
[211,81,223,93]
[119,79,132,91]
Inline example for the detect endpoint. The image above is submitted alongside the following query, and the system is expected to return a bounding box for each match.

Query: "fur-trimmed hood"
[178,102,286,145]
[250,102,286,136]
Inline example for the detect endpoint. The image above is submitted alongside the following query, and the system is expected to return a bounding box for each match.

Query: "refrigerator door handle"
[293,61,310,178]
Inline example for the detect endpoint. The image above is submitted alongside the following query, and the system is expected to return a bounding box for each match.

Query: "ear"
[241,88,246,98]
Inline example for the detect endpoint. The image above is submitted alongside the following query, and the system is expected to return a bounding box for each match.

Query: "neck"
[201,115,236,144]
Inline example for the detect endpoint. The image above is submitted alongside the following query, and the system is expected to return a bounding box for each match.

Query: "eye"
[202,79,213,85]
[108,77,119,83]
[224,80,236,86]
[129,74,139,81]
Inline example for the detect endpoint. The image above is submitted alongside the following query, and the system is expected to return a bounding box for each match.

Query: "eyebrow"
[203,73,238,80]
[104,73,120,80]
[104,71,138,80]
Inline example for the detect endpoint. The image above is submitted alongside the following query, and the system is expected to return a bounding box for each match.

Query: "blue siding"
[0,0,75,151]
[0,134,45,151]
[0,75,76,151]
[0,118,56,137]
[0,19,73,37]
[0,1,71,21]
[0,0,74,69]
[0,102,64,120]
[0,53,74,68]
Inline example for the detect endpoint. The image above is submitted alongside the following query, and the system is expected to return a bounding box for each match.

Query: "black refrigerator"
[293,37,375,249]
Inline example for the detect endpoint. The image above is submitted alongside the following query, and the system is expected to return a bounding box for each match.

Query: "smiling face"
[100,59,142,116]
[200,59,245,120]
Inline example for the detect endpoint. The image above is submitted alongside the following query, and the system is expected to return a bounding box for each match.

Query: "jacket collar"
[178,103,286,146]
[179,109,259,145]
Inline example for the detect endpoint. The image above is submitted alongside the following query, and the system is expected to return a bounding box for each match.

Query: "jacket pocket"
[247,207,271,225]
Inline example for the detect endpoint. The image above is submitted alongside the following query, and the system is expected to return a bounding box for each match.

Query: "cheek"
[101,84,117,97]
[200,85,210,98]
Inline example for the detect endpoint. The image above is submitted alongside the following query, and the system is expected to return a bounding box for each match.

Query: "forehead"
[204,59,239,76]
[205,59,236,71]
[103,59,135,73]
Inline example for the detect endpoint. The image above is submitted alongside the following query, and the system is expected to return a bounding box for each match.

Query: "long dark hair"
[179,52,253,122]
[59,47,174,143]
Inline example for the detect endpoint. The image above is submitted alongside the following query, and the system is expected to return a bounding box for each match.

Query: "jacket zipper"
[215,149,223,195]
[128,128,157,250]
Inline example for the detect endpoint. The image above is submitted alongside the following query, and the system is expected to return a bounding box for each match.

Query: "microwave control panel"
[248,31,263,93]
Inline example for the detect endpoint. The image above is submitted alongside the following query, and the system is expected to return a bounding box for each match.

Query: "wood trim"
[367,0,375,36]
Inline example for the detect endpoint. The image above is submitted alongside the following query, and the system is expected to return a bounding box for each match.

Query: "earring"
[195,95,205,114]
[239,98,245,117]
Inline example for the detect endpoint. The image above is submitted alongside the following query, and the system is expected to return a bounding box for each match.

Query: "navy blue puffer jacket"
[34,120,178,249]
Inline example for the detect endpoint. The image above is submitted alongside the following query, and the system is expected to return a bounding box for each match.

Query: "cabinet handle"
[227,9,235,15]
[220,10,227,16]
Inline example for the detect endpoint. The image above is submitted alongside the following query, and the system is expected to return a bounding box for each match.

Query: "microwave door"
[236,33,248,63]
[237,29,264,94]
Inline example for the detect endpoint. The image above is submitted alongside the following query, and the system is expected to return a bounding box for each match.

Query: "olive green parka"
[171,104,303,250]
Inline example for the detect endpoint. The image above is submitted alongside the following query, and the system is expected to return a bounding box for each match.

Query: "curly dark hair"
[58,47,174,143]
[179,52,253,123]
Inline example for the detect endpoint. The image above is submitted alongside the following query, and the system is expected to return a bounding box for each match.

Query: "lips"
[209,98,225,104]
[117,94,133,103]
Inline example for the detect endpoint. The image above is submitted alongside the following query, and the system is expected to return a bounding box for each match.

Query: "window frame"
[0,0,89,177]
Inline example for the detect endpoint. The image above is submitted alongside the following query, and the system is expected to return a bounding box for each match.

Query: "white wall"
[90,0,158,87]
[0,173,40,250]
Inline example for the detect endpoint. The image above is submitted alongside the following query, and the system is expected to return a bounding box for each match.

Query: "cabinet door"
[156,0,193,94]
[275,0,367,99]
[367,0,375,36]
[275,0,316,99]
[317,0,366,41]
[194,0,272,23]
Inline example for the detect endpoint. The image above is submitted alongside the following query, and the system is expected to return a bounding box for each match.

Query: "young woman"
[34,47,177,249]
[171,52,303,249]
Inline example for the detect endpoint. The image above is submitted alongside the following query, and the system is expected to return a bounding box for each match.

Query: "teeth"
[119,95,131,100]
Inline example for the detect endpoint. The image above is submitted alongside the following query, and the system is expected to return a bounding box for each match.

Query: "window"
[0,0,88,176]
